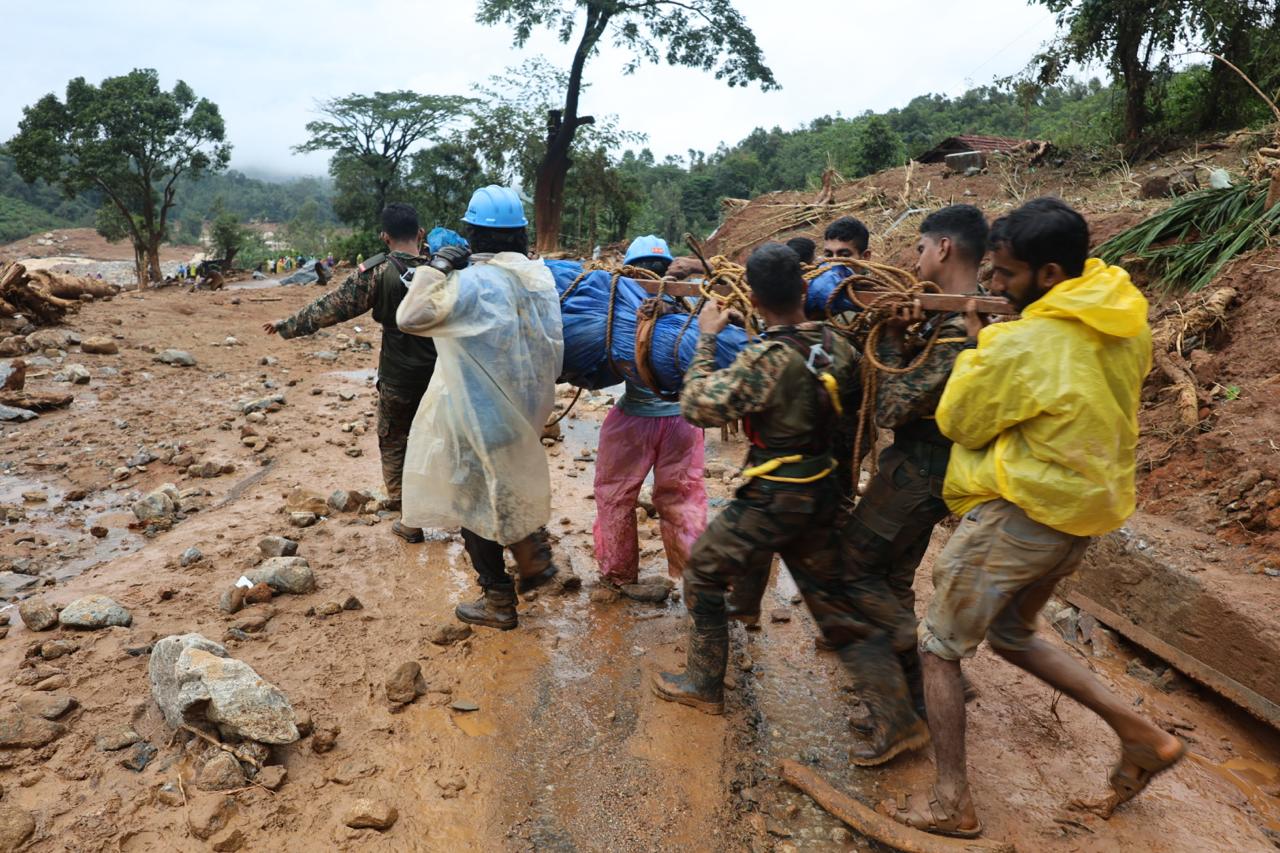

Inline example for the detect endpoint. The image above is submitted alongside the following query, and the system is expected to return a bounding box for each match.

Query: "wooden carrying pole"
[639,277,1017,315]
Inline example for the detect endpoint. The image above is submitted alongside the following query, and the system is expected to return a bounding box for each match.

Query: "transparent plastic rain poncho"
[395,253,565,544]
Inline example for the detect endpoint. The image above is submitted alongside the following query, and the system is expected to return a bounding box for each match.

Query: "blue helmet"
[462,185,528,228]
[624,235,673,266]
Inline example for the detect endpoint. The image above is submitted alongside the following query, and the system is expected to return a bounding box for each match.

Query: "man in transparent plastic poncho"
[397,186,565,630]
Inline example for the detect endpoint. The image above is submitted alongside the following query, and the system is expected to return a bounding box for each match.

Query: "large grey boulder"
[148,634,298,744]
[244,557,315,594]
[59,594,132,629]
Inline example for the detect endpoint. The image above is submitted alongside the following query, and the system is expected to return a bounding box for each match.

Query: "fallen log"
[779,760,1016,853]
[26,270,119,300]
[0,262,79,326]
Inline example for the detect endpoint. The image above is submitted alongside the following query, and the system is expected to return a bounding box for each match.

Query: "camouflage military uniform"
[839,311,972,710]
[680,322,877,646]
[276,251,437,507]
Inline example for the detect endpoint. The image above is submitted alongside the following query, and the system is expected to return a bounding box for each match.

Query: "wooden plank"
[1065,591,1280,729]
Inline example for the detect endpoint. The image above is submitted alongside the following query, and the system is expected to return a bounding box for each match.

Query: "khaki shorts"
[919,499,1090,660]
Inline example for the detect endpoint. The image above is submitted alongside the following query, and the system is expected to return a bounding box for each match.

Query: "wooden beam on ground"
[1065,591,1280,729]
[779,760,1016,853]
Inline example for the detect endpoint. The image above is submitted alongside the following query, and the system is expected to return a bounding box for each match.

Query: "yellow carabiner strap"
[819,372,843,416]
[741,454,838,483]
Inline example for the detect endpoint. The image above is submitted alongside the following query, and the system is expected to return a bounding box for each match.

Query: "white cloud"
[4,0,1066,177]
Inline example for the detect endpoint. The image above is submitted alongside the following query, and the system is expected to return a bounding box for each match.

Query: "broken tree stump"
[779,760,1016,853]
[0,263,79,326]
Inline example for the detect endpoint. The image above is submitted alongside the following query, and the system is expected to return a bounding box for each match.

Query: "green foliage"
[6,68,230,284]
[293,91,473,230]
[1096,182,1280,291]
[210,212,247,263]
[329,230,383,264]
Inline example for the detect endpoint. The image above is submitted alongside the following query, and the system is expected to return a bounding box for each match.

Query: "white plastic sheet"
[396,253,564,544]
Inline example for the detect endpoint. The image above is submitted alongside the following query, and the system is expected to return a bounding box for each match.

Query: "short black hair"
[988,197,1089,278]
[920,204,989,263]
[381,203,420,240]
[823,216,869,252]
[746,243,805,312]
[464,224,529,255]
[785,236,816,264]
[629,257,671,276]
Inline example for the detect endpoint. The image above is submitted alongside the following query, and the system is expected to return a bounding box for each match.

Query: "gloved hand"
[429,245,470,273]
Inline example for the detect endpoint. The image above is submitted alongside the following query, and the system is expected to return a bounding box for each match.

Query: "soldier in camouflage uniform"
[835,205,989,759]
[265,203,437,543]
[652,243,929,765]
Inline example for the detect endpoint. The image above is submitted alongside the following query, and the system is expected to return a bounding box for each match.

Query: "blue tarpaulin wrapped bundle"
[803,263,859,316]
[545,260,751,394]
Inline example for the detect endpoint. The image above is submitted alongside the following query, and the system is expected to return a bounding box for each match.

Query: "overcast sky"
[5,1,1069,179]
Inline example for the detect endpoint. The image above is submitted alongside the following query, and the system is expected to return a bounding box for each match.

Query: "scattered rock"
[180,546,204,567]
[0,404,37,423]
[32,674,69,692]
[257,536,298,558]
[285,487,328,515]
[342,798,398,831]
[61,363,91,384]
[18,597,59,631]
[255,765,287,791]
[385,662,429,705]
[190,459,235,478]
[311,727,338,754]
[589,586,620,604]
[210,828,246,852]
[96,725,141,751]
[242,394,285,414]
[289,512,318,528]
[327,490,363,513]
[156,349,196,367]
[90,525,108,538]
[133,487,176,522]
[429,624,473,646]
[156,781,184,806]
[39,639,77,660]
[0,805,35,851]
[244,584,274,605]
[187,795,235,840]
[148,633,299,744]
[314,601,340,617]
[619,578,673,603]
[450,699,479,713]
[243,557,315,594]
[769,609,792,624]
[341,595,363,611]
[58,594,132,629]
[17,692,76,720]
[0,705,66,747]
[435,775,467,798]
[121,741,157,771]
[197,752,248,791]
[80,336,118,355]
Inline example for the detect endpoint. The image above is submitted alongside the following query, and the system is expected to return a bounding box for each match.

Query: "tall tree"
[8,69,230,287]
[477,0,777,252]
[1030,0,1191,150]
[294,91,472,230]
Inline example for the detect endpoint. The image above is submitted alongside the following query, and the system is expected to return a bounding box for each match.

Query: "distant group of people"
[263,186,1184,841]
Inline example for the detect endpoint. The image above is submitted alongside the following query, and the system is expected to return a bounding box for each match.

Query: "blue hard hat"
[462,185,528,228]
[624,235,673,265]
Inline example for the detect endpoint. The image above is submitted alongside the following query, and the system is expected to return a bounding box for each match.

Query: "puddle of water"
[324,368,377,384]
[1191,754,1280,832]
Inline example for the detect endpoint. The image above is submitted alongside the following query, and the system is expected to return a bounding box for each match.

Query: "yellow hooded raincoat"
[936,258,1152,537]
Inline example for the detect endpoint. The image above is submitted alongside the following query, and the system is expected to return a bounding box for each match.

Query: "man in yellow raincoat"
[883,197,1185,838]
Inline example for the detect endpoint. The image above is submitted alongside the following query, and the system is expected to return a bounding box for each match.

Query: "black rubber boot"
[841,638,930,767]
[455,586,517,630]
[652,613,729,714]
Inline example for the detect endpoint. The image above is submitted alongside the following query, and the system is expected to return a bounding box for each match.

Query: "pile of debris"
[0,263,119,326]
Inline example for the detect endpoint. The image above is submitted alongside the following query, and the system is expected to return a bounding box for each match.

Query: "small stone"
[435,775,467,798]
[219,587,246,615]
[737,653,754,672]
[341,595,363,611]
[18,692,76,720]
[180,546,204,567]
[58,594,132,629]
[385,662,429,705]
[769,609,792,624]
[257,536,298,558]
[342,798,398,831]
[256,765,287,791]
[18,597,59,631]
[289,512,318,528]
[65,488,88,501]
[156,781,184,807]
[65,363,91,384]
[187,795,234,840]
[285,487,328,515]
[90,525,108,538]
[156,349,196,367]
[619,579,672,603]
[80,336,118,355]
[589,586,620,604]
[32,674,70,692]
[40,639,77,660]
[344,447,363,458]
[429,624,473,646]
[96,725,141,751]
[0,707,66,748]
[311,727,338,754]
[244,583,273,605]
[327,490,362,513]
[294,710,314,738]
[316,602,341,617]
[0,806,36,851]
[450,699,479,713]
[197,752,248,791]
[211,828,246,852]
[244,557,315,594]
[121,741,157,771]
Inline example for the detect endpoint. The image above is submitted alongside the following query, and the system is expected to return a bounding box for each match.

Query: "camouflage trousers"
[376,382,427,509]
[683,479,882,651]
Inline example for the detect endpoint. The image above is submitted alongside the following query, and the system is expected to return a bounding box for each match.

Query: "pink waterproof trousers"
[592,407,707,583]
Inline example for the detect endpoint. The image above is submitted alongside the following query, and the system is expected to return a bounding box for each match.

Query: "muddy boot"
[511,528,558,593]
[455,585,517,630]
[841,639,930,767]
[652,614,729,715]
[391,520,425,543]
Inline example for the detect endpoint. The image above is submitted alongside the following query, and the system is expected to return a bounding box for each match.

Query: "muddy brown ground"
[0,231,1278,850]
